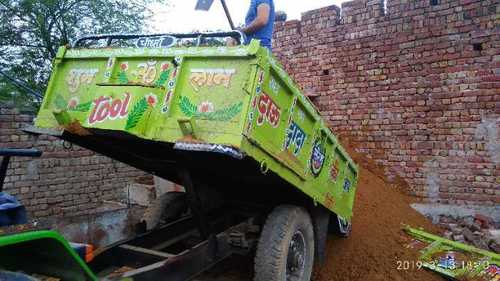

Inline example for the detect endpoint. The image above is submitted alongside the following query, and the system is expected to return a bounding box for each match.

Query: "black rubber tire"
[140,192,187,231]
[254,205,315,281]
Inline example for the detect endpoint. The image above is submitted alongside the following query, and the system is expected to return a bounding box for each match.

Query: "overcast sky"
[150,0,345,33]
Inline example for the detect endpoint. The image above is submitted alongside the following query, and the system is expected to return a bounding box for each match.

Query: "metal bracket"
[177,118,198,138]
[228,231,249,249]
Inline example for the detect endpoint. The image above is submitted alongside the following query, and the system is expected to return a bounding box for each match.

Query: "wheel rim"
[286,230,306,281]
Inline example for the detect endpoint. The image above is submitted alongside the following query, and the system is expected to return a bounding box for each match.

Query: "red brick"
[1,106,150,219]
[273,0,496,206]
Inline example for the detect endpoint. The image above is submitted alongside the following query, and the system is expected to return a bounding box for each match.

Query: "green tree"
[0,0,169,112]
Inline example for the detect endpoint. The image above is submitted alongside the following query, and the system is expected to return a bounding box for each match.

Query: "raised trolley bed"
[3,32,359,281]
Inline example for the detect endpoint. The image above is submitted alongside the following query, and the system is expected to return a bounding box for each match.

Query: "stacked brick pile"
[273,0,498,206]
[0,106,148,218]
[440,214,500,252]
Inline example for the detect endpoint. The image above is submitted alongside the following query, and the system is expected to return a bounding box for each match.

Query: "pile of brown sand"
[313,164,443,281]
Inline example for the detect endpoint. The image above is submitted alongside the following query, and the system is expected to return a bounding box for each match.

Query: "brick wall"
[0,106,148,218]
[273,0,499,205]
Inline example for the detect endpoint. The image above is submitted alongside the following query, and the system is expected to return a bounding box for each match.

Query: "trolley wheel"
[254,205,315,281]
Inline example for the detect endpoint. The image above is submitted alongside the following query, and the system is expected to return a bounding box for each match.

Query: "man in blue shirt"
[240,0,275,51]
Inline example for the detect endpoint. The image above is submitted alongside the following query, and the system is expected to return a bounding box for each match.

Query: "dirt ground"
[197,150,445,281]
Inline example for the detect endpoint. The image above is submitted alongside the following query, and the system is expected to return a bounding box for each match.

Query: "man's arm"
[241,3,270,34]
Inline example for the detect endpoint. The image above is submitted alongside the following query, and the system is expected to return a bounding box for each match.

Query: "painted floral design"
[310,139,326,177]
[343,179,352,193]
[154,62,171,87]
[118,62,129,84]
[53,94,91,112]
[67,97,79,110]
[179,96,242,122]
[146,94,158,107]
[124,94,158,131]
[198,101,214,113]
[120,62,129,71]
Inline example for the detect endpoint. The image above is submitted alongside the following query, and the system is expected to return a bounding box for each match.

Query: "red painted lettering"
[88,93,131,125]
[110,99,122,118]
[89,96,110,124]
[120,93,130,116]
[256,93,281,128]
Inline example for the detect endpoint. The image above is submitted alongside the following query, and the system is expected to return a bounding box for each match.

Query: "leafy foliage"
[0,80,39,112]
[54,94,67,109]
[72,101,92,112]
[125,97,149,130]
[179,96,243,122]
[179,96,198,116]
[52,94,92,112]
[118,71,129,84]
[0,0,169,110]
[154,69,170,88]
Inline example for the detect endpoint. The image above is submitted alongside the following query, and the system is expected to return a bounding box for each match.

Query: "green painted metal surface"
[405,226,499,280]
[0,230,97,280]
[35,40,359,220]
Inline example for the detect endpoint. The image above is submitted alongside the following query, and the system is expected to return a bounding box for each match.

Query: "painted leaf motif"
[70,101,92,112]
[179,96,242,122]
[198,102,242,121]
[179,96,197,116]
[54,94,67,110]
[125,98,149,130]
[118,71,129,84]
[154,70,170,88]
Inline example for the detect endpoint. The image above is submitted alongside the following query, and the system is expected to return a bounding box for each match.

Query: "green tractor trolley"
[2,31,359,281]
